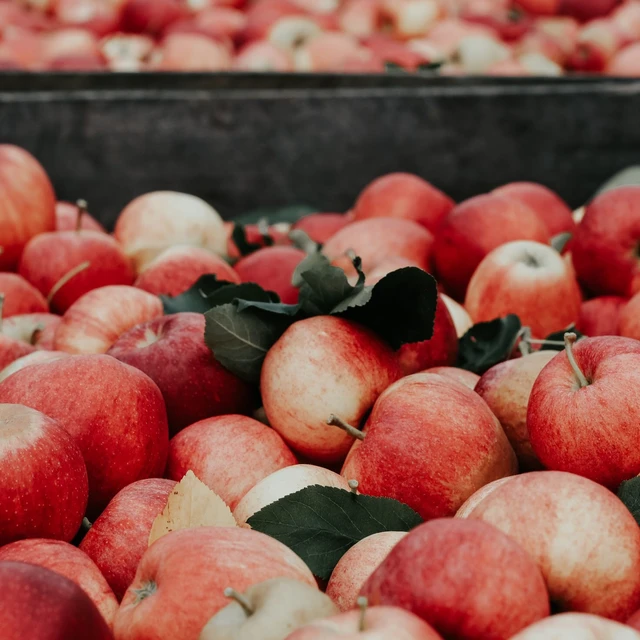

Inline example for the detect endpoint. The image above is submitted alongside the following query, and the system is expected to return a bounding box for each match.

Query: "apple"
[458,470,640,619]
[261,316,401,463]
[233,40,294,71]
[0,354,169,515]
[0,273,48,317]
[515,0,560,14]
[323,218,434,281]
[234,246,306,304]
[113,527,315,640]
[326,532,407,612]
[511,613,640,639]
[493,181,576,237]
[233,464,352,526]
[340,372,517,520]
[56,201,106,232]
[167,414,296,510]
[0,403,88,546]
[54,285,163,354]
[380,0,441,40]
[0,145,56,270]
[568,18,623,73]
[80,478,176,601]
[440,293,473,337]
[361,518,549,639]
[293,32,381,72]
[0,539,118,628]
[630,609,640,631]
[0,309,38,377]
[339,0,382,38]
[475,350,555,470]
[119,0,187,34]
[108,312,258,434]
[0,350,69,383]
[0,561,113,640]
[100,32,156,71]
[19,226,135,314]
[225,222,291,260]
[423,366,479,389]
[465,240,582,338]
[396,294,459,375]
[114,191,227,273]
[576,295,627,336]
[351,173,454,233]
[54,0,122,37]
[174,7,247,42]
[284,604,443,639]
[560,0,621,22]
[618,292,640,340]
[528,334,640,488]
[608,42,640,76]
[40,28,104,69]
[292,213,350,244]
[611,1,640,41]
[199,578,338,640]
[2,312,61,349]
[422,18,498,59]
[571,186,640,297]
[152,33,233,71]
[365,34,434,70]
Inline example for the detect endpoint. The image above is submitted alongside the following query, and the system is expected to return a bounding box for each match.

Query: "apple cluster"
[2,0,640,75]
[3,142,640,640]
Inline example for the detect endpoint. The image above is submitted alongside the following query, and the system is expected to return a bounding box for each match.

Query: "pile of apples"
[2,0,640,75]
[4,140,640,640]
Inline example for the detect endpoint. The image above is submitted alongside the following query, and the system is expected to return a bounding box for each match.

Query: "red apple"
[396,294,459,375]
[233,39,294,70]
[225,221,291,260]
[326,532,407,612]
[465,240,582,338]
[618,292,640,340]
[0,354,169,515]
[365,34,433,70]
[287,605,443,639]
[0,329,37,376]
[100,32,156,71]
[560,0,621,22]
[167,414,296,510]
[568,18,623,72]
[380,0,441,39]
[423,365,479,389]
[3,312,61,349]
[0,273,48,317]
[0,539,118,628]
[528,335,640,488]
[0,350,68,383]
[40,28,104,68]
[351,173,454,233]
[0,561,113,640]
[261,316,401,464]
[0,145,56,270]
[292,212,350,244]
[55,0,122,36]
[169,7,247,42]
[293,31,382,73]
[54,285,163,354]
[493,181,576,237]
[629,609,640,632]
[56,201,106,232]
[457,470,640,620]
[0,403,88,546]
[241,0,306,42]
[512,613,640,639]
[114,191,227,273]
[440,293,473,337]
[361,518,549,639]
[338,0,382,38]
[608,42,640,76]
[152,33,233,71]
[341,372,517,520]
[79,478,176,601]
[571,186,640,297]
[120,0,187,34]
[422,18,498,58]
[576,295,627,336]
[19,228,135,314]
[108,312,257,434]
[516,0,561,14]
[432,193,550,300]
[113,527,315,640]
[233,464,351,525]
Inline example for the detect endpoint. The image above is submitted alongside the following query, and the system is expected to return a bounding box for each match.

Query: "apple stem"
[327,415,365,441]
[224,588,254,616]
[76,199,88,232]
[47,261,91,304]
[348,479,359,494]
[518,327,532,356]
[357,596,368,632]
[564,332,589,388]
[29,323,45,346]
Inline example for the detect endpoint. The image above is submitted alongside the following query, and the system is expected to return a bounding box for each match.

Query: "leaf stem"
[327,415,365,441]
[564,332,589,388]
[76,199,88,232]
[357,596,368,632]
[224,588,254,616]
[348,479,359,494]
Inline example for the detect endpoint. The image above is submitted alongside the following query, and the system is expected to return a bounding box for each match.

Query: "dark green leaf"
[161,275,237,314]
[539,325,584,350]
[247,485,423,580]
[385,61,406,73]
[417,61,444,71]
[594,166,640,198]
[236,299,302,317]
[203,283,278,308]
[234,205,318,226]
[618,477,640,526]
[340,267,438,349]
[231,224,273,257]
[551,232,572,254]
[457,315,522,374]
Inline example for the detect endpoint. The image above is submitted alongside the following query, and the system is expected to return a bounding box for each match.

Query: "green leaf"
[618,477,640,526]
[161,275,238,314]
[234,205,318,226]
[539,325,584,351]
[385,61,406,73]
[231,223,274,257]
[417,61,444,71]
[340,267,438,349]
[594,166,640,198]
[247,485,423,580]
[457,315,522,374]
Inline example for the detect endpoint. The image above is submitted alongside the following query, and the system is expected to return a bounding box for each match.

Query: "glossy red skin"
[0,336,36,371]
[0,145,56,270]
[628,609,640,631]
[342,373,517,520]
[432,194,550,301]
[365,34,431,69]
[0,354,169,516]
[397,295,459,375]
[528,336,640,488]
[352,173,454,233]
[292,213,350,244]
[225,222,291,260]
[493,181,576,236]
[79,478,176,601]
[120,0,187,34]
[108,313,258,434]
[463,8,534,41]
[608,42,640,76]
[46,54,108,71]
[2,313,62,350]
[0,273,48,316]
[576,295,627,336]
[167,414,297,509]
[0,562,113,640]
[55,0,123,37]
[242,0,307,42]
[572,186,640,297]
[617,292,640,340]
[0,539,118,628]
[113,527,315,640]
[165,8,247,42]
[425,366,480,389]
[0,404,88,546]
[56,202,106,232]
[19,231,135,314]
[361,519,549,640]
[560,0,621,22]
[234,246,305,304]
